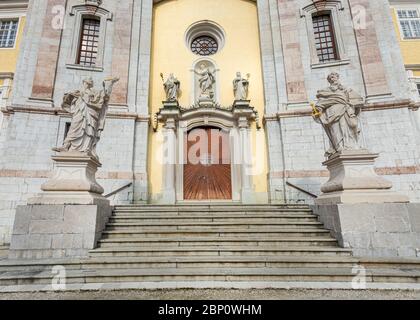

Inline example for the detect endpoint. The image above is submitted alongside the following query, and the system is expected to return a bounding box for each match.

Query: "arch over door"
[184,126,232,200]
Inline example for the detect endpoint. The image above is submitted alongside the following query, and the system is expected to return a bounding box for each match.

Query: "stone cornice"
[0,0,28,10]
[264,99,418,121]
[1,105,150,122]
[0,72,14,79]
[406,64,420,71]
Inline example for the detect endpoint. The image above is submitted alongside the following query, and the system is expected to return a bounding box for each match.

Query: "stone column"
[30,0,66,105]
[110,0,133,107]
[161,118,177,204]
[233,101,257,204]
[238,116,256,203]
[348,0,392,102]
[277,0,308,105]
[158,103,180,204]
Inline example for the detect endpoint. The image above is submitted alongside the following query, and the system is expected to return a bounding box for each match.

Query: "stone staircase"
[1,204,420,287]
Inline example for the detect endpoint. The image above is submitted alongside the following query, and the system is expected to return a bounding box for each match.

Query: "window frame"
[300,3,350,69]
[66,4,113,72]
[312,13,339,64]
[396,8,420,40]
[191,35,219,56]
[0,17,21,50]
[76,17,101,67]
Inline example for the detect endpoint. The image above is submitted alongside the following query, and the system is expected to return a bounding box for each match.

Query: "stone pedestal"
[313,150,418,258]
[197,97,216,108]
[8,152,112,260]
[316,150,409,205]
[312,203,420,258]
[30,152,106,205]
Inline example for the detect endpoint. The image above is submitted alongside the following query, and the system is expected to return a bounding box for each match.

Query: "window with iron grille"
[397,9,420,39]
[0,19,18,48]
[191,36,219,56]
[312,13,338,63]
[77,18,100,66]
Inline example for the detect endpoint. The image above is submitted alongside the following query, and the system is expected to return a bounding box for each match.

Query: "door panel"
[184,127,232,200]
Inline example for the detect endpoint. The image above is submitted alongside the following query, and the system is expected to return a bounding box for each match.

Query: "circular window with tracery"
[185,21,225,56]
[191,36,219,56]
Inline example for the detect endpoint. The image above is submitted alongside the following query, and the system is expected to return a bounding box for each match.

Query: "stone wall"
[313,204,420,258]
[0,0,419,246]
[0,113,141,244]
[276,107,420,204]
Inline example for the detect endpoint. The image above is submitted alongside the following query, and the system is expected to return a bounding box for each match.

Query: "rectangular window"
[64,122,71,140]
[77,18,100,67]
[397,9,420,39]
[0,19,19,48]
[417,83,420,97]
[312,13,338,63]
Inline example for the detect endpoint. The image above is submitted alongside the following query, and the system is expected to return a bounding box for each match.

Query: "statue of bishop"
[233,72,249,101]
[163,73,180,101]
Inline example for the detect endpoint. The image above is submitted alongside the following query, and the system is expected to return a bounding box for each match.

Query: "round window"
[191,36,219,56]
[185,21,225,56]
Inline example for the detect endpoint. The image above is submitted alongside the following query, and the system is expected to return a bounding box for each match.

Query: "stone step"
[1,267,419,286]
[113,208,313,214]
[106,221,324,228]
[89,246,353,257]
[97,237,339,248]
[104,224,326,232]
[109,215,319,223]
[101,229,332,239]
[114,205,310,210]
[359,258,420,270]
[0,256,359,272]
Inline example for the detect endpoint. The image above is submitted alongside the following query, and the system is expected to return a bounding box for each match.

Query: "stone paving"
[0,288,420,300]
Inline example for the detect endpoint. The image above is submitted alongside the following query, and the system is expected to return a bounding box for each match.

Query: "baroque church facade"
[0,0,419,246]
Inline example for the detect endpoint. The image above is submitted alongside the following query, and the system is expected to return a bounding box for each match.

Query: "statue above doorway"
[162,73,181,102]
[233,72,250,101]
[193,60,217,104]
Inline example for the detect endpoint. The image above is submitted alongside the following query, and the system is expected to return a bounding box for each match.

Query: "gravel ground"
[1,289,420,300]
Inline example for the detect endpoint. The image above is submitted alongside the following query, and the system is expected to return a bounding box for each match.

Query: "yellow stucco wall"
[148,0,268,199]
[0,16,26,73]
[390,8,420,68]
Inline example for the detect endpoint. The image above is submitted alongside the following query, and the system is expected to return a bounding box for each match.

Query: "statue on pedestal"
[162,73,180,101]
[313,72,364,157]
[53,77,120,160]
[233,72,250,101]
[196,63,216,99]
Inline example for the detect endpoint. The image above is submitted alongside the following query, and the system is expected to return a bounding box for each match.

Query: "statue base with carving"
[316,150,410,205]
[29,151,106,205]
[197,96,216,108]
[313,150,419,259]
[8,152,112,260]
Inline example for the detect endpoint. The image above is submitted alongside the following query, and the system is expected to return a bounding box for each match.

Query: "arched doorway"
[184,126,232,200]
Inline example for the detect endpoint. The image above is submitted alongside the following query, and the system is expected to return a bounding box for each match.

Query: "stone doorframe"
[156,101,259,204]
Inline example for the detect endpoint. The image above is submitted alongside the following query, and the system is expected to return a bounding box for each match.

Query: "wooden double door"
[184,126,232,200]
